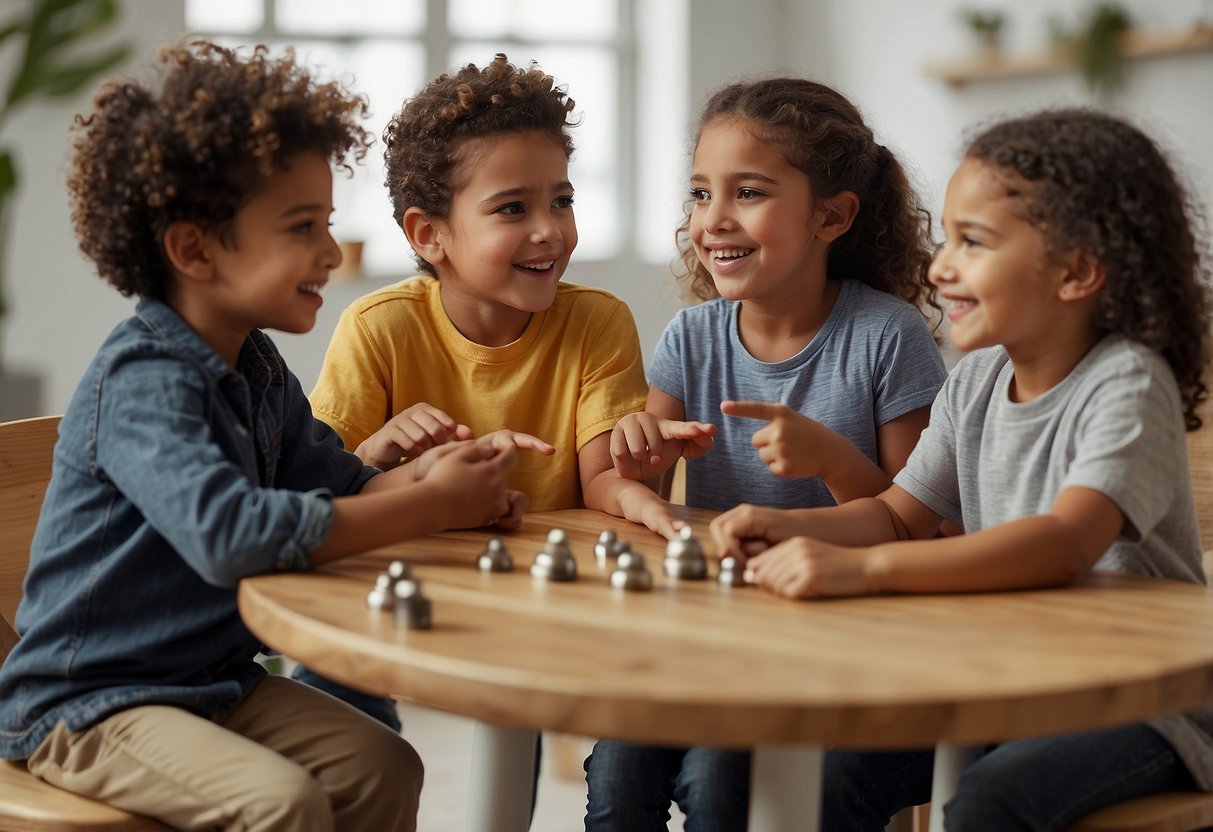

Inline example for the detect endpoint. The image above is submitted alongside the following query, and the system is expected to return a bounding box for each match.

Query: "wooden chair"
[0,415,170,831]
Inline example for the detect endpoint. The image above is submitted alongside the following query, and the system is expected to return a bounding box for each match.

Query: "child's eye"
[291,221,315,234]
[961,235,982,249]
[689,188,709,202]
[737,188,763,200]
[494,202,525,215]
[553,195,575,209]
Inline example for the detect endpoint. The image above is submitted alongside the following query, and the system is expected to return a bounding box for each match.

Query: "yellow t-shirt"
[311,277,648,511]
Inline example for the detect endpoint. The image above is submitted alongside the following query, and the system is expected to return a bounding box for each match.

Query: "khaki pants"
[26,674,422,831]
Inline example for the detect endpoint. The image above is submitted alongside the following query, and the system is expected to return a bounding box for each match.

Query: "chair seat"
[0,759,170,831]
[1064,791,1213,832]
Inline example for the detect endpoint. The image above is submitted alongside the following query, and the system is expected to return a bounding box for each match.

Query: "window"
[185,0,687,277]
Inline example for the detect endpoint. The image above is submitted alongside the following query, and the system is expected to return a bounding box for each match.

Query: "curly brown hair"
[966,109,1211,429]
[67,40,372,300]
[382,53,577,276]
[674,77,939,324]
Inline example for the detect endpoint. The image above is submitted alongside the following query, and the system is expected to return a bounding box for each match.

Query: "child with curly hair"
[711,109,1213,830]
[586,77,946,832]
[0,41,528,831]
[296,54,659,727]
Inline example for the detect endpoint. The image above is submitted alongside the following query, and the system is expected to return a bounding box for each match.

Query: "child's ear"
[815,191,860,243]
[162,221,216,283]
[1057,251,1106,302]
[402,207,448,266]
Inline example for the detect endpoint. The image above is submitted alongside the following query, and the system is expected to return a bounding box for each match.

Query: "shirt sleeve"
[1062,360,1183,543]
[872,305,947,426]
[309,305,392,452]
[646,313,687,401]
[575,300,649,449]
[95,353,335,587]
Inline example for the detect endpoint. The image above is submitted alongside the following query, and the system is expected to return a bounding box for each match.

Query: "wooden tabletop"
[238,509,1213,750]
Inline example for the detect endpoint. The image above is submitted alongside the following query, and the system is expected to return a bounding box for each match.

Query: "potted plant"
[958,8,1007,52]
[1049,3,1133,101]
[0,0,128,417]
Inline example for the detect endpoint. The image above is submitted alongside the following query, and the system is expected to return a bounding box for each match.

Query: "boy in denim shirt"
[0,42,528,831]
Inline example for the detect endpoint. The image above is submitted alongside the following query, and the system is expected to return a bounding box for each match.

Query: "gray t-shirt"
[895,335,1213,788]
[649,279,945,511]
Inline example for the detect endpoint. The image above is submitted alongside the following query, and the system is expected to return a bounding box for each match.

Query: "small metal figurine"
[387,559,411,582]
[663,525,708,580]
[393,578,432,630]
[717,555,748,587]
[594,528,624,565]
[530,528,578,581]
[366,571,395,610]
[609,544,652,591]
[477,536,514,572]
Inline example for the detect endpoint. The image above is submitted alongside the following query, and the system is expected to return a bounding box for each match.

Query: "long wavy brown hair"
[674,77,939,326]
[966,109,1211,429]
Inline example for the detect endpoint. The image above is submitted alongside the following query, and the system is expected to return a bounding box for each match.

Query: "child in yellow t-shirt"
[301,55,675,727]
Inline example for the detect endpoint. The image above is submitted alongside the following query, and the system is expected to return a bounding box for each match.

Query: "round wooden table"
[239,509,1213,831]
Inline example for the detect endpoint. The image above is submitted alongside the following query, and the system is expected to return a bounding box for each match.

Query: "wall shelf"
[924,25,1213,87]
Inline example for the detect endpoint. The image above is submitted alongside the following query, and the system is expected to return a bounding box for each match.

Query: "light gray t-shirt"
[649,279,945,511]
[895,335,1213,788]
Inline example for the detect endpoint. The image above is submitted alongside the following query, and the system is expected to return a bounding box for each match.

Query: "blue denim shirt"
[0,299,378,758]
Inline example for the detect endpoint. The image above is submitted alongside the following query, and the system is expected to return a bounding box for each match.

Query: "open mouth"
[299,282,326,299]
[711,247,755,264]
[514,260,556,277]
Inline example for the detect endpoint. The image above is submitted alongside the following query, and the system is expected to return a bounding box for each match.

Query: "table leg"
[747,746,823,831]
[465,722,538,832]
[928,744,980,832]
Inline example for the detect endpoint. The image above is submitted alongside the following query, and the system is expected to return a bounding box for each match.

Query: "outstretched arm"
[741,486,1124,599]
[721,400,893,503]
[612,387,715,482]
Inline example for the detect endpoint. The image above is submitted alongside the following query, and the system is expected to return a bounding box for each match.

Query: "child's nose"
[530,214,562,244]
[320,229,342,270]
[928,246,953,285]
[702,200,733,232]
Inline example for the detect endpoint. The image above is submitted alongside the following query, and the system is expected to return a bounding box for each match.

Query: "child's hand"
[709,503,805,561]
[610,412,715,481]
[744,537,872,598]
[421,439,517,529]
[493,489,530,530]
[356,403,474,470]
[478,429,556,457]
[722,400,835,479]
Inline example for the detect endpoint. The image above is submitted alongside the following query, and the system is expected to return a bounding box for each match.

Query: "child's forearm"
[816,429,893,503]
[586,470,681,538]
[310,486,448,565]
[863,514,1104,594]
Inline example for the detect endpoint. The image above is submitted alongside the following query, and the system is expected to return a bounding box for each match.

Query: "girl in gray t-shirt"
[588,77,945,832]
[712,109,1213,830]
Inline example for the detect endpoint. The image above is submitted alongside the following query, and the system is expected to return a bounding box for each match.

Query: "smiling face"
[930,158,1076,358]
[422,131,576,346]
[688,119,832,307]
[199,150,340,353]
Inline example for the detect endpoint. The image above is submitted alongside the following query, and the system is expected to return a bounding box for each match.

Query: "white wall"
[4,0,1212,414]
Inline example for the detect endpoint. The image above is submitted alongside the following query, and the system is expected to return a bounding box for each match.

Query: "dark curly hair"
[382,53,577,276]
[674,77,939,325]
[966,109,1211,429]
[67,40,372,300]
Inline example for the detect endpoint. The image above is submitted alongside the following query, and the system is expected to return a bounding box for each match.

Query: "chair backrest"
[1186,417,1213,578]
[0,415,60,663]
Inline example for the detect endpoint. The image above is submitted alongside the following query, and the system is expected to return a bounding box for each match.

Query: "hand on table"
[744,537,873,598]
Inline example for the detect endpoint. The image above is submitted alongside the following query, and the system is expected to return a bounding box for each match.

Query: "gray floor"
[398,701,686,831]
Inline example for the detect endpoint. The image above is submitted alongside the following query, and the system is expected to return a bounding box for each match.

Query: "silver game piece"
[366,572,395,610]
[594,529,624,564]
[478,537,514,572]
[387,559,411,582]
[393,578,432,630]
[717,556,748,587]
[663,525,708,580]
[609,544,652,591]
[530,528,578,581]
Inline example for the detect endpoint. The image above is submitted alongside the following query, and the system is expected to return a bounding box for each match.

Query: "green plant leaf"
[7,0,122,109]
[36,46,129,98]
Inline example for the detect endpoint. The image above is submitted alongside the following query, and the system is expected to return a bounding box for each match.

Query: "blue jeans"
[584,740,750,832]
[820,723,1197,831]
